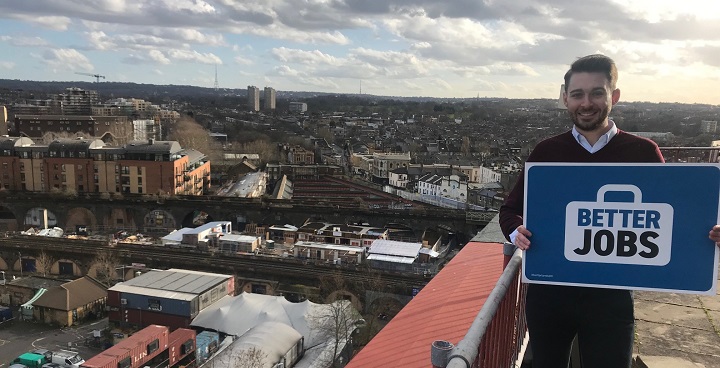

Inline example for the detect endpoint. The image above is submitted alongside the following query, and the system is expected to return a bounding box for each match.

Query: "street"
[0,317,108,366]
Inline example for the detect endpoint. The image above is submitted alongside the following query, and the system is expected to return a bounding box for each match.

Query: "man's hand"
[708,225,720,248]
[514,225,532,250]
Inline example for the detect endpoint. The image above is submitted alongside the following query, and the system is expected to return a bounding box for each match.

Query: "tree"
[309,273,364,367]
[168,116,223,162]
[231,347,268,368]
[208,346,268,368]
[90,250,121,286]
[35,251,54,277]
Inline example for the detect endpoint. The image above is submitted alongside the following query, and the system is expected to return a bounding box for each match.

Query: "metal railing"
[444,244,528,368]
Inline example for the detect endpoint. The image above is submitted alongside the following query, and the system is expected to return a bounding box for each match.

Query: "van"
[51,351,84,368]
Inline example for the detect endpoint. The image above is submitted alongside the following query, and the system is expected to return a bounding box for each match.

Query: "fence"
[442,245,528,368]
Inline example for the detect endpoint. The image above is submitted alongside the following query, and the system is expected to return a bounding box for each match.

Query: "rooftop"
[110,268,231,296]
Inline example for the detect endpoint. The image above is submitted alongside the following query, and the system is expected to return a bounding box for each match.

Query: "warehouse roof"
[109,268,231,296]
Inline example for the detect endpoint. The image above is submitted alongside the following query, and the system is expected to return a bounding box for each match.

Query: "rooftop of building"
[109,268,232,296]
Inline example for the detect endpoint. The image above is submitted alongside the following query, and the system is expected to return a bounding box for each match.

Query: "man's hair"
[563,54,618,92]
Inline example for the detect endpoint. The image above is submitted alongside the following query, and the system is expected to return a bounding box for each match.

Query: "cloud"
[10,14,72,31]
[0,36,49,47]
[271,47,340,65]
[0,61,15,70]
[122,49,171,65]
[42,48,93,71]
[167,49,222,64]
[233,56,253,66]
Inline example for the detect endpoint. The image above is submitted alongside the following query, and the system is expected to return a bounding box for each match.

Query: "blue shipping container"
[195,331,220,365]
[119,292,192,317]
[0,306,12,322]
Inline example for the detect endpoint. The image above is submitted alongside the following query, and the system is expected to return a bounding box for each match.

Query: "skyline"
[1,1,720,105]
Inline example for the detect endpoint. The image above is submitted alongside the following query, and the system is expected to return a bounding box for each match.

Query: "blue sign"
[523,163,720,294]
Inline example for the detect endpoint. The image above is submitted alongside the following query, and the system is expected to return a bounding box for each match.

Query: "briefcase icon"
[564,184,673,266]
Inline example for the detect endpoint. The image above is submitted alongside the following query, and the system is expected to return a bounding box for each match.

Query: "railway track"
[0,236,429,290]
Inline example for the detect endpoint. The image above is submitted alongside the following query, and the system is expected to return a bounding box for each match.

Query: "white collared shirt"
[571,120,618,153]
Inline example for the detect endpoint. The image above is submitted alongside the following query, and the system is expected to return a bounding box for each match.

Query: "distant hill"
[0,79,512,103]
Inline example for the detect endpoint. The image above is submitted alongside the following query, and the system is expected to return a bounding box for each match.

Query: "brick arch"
[143,209,177,234]
[0,205,19,231]
[181,210,214,228]
[325,290,363,313]
[365,291,410,315]
[0,257,8,271]
[51,259,83,277]
[65,207,98,233]
[23,207,58,229]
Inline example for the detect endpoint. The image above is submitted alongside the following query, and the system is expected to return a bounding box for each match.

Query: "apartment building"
[263,87,276,110]
[0,136,210,195]
[12,115,132,142]
[247,86,260,112]
[289,102,307,113]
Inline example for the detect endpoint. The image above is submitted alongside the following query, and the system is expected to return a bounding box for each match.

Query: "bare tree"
[310,273,363,367]
[168,116,223,162]
[90,250,121,286]
[35,251,54,277]
[232,347,268,368]
[207,346,268,368]
[234,139,280,166]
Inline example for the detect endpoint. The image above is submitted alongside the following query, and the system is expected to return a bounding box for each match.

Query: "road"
[0,316,108,366]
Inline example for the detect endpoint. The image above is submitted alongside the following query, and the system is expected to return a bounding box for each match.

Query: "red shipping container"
[121,309,193,331]
[168,328,196,366]
[81,325,169,368]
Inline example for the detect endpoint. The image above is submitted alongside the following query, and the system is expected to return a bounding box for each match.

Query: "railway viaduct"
[0,191,492,237]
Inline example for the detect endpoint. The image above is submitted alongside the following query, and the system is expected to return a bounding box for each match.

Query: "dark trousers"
[526,284,635,368]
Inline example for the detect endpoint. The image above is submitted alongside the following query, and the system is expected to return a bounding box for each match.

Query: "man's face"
[563,72,620,133]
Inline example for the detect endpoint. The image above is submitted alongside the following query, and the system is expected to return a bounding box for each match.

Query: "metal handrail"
[446,246,525,368]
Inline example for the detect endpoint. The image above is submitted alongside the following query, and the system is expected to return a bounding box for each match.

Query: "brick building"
[0,136,210,195]
[12,115,133,143]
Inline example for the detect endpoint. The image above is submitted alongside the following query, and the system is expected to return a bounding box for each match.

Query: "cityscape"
[0,78,717,367]
[1,1,720,367]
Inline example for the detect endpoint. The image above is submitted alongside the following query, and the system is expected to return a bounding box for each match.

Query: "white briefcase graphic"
[564,184,674,266]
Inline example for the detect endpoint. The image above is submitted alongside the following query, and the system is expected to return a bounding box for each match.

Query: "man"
[499,54,719,367]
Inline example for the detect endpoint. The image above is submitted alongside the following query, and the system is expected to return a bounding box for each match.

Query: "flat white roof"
[220,234,259,243]
[367,254,416,264]
[294,241,363,253]
[186,221,231,235]
[368,239,422,258]
[162,228,193,242]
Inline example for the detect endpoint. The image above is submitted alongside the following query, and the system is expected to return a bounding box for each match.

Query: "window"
[19,163,24,171]
[61,164,66,171]
[118,357,131,368]
[147,339,159,354]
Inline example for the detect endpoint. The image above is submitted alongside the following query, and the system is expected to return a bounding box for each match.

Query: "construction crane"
[75,72,106,83]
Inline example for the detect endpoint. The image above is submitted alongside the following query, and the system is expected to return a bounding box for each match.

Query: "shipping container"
[168,328,196,367]
[118,309,193,330]
[195,331,219,366]
[0,306,13,321]
[80,325,169,368]
[118,293,192,317]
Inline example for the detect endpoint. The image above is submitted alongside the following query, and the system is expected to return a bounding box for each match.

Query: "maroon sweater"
[499,130,664,240]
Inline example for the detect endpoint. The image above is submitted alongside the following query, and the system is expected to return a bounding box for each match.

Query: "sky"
[1,0,720,104]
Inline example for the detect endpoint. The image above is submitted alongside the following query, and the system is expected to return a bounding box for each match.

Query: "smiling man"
[499,55,720,367]
[499,54,666,368]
